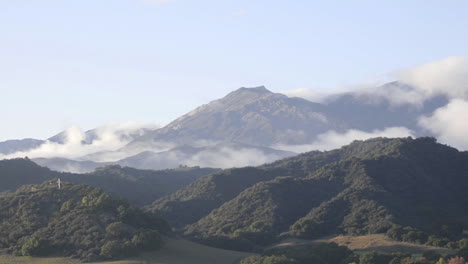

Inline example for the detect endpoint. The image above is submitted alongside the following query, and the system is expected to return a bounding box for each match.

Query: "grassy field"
[272,234,455,255]
[0,238,255,264]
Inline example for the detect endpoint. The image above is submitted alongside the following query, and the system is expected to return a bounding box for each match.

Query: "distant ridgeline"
[0,159,218,206]
[149,137,468,251]
[0,181,170,261]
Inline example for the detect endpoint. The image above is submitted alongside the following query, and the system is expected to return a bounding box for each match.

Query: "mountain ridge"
[0,83,451,173]
[148,137,468,250]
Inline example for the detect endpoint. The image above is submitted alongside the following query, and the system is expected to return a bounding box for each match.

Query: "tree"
[131,229,164,250]
[19,237,53,257]
[105,222,133,239]
[359,252,393,264]
[20,238,41,256]
[240,255,296,264]
[100,240,124,259]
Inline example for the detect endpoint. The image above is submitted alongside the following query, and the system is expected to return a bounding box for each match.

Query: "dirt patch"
[322,234,454,255]
[270,234,454,255]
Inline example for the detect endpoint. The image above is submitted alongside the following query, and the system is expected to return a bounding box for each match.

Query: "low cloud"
[283,56,468,106]
[0,122,160,161]
[273,127,414,153]
[396,56,468,101]
[185,145,290,168]
[419,99,468,150]
[282,87,351,103]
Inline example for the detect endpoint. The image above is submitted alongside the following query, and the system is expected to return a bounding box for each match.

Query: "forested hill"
[0,158,218,206]
[149,137,468,251]
[0,181,169,262]
[148,137,414,228]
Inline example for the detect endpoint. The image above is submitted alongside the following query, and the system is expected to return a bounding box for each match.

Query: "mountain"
[322,81,449,133]
[0,181,169,261]
[131,83,445,148]
[48,125,152,145]
[0,158,218,206]
[1,83,450,173]
[131,86,341,146]
[149,137,468,250]
[0,138,44,155]
[0,125,152,157]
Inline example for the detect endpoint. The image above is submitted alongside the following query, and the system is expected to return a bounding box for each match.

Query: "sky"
[1,0,468,141]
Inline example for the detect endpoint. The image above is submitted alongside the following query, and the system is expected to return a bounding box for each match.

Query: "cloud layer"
[284,56,468,106]
[4,56,468,172]
[0,122,160,160]
[397,56,468,101]
[273,127,414,153]
[419,99,468,150]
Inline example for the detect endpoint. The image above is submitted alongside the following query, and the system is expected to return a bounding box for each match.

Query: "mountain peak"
[216,85,280,108]
[236,85,271,93]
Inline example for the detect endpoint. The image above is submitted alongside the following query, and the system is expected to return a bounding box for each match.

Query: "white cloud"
[419,99,468,150]
[0,122,160,160]
[281,87,352,103]
[185,146,288,168]
[396,56,468,100]
[273,127,414,153]
[282,56,468,106]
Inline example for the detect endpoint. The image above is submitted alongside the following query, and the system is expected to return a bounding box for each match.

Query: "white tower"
[57,178,61,189]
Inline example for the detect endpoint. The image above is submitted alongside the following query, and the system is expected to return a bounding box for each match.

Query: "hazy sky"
[1,0,467,141]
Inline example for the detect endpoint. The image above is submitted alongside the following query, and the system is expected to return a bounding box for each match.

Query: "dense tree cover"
[241,246,468,264]
[66,165,218,206]
[149,167,273,228]
[384,225,468,250]
[0,181,169,262]
[149,138,412,229]
[151,137,468,250]
[0,159,218,206]
[184,176,340,244]
[355,252,468,264]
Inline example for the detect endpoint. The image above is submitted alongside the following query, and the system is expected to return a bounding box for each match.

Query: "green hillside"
[150,137,468,251]
[0,159,218,206]
[0,181,169,262]
[148,138,411,229]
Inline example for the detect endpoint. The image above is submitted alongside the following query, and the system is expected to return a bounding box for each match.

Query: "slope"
[148,137,410,228]
[0,158,218,206]
[0,181,169,262]
[150,137,468,250]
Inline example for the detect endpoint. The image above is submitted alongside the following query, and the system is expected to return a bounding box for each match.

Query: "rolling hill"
[0,181,169,262]
[0,158,218,206]
[149,137,468,250]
